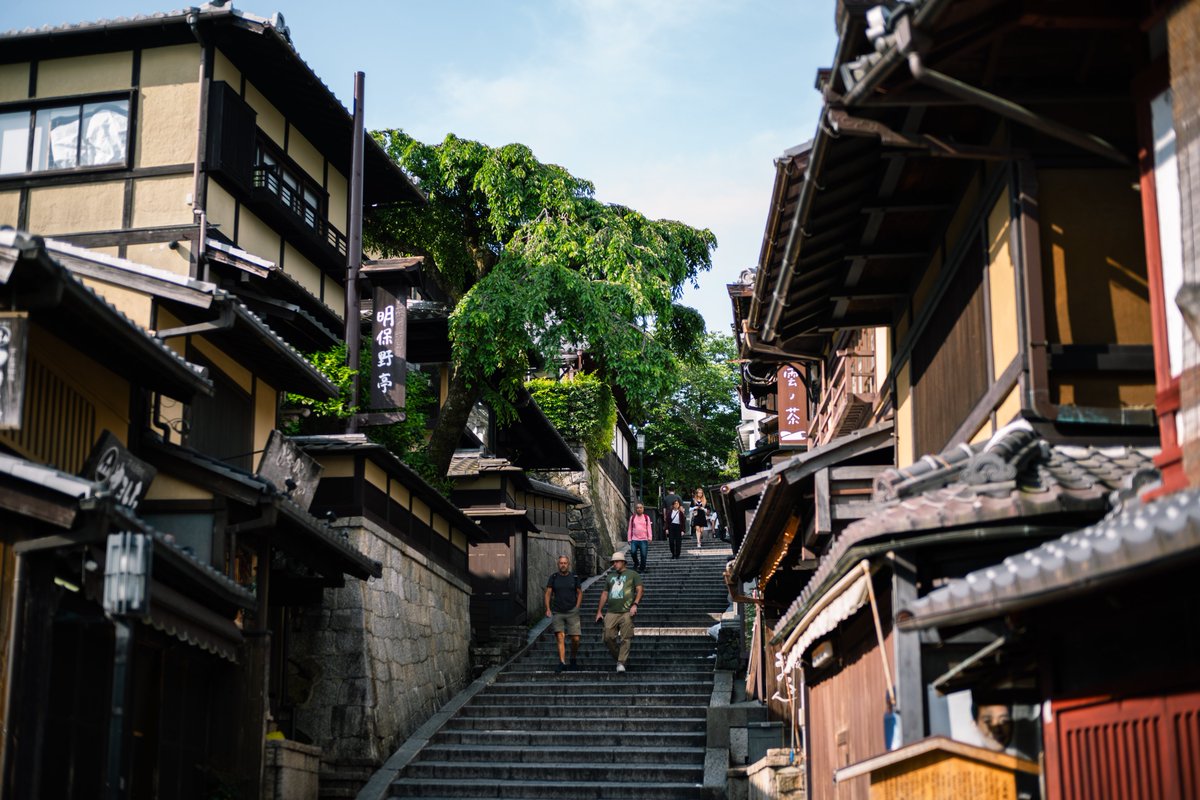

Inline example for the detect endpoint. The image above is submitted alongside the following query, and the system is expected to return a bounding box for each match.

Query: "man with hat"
[594,551,643,672]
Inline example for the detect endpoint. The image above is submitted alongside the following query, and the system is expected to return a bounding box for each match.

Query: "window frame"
[0,90,134,179]
[254,135,328,233]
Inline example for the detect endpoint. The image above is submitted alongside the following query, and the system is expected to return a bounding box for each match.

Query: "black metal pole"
[345,71,365,433]
[105,619,132,800]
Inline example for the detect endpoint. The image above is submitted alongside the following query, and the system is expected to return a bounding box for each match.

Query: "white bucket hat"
[610,551,628,563]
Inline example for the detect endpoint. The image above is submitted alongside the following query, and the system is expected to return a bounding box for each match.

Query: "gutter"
[758,116,833,345]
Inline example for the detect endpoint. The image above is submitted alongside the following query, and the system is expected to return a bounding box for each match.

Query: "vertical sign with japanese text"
[778,364,809,447]
[370,285,407,410]
[0,312,28,431]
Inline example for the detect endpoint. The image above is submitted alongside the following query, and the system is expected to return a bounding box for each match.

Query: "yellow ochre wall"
[1039,168,1154,409]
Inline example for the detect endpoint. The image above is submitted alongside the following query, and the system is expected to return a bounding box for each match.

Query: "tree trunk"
[428,366,480,479]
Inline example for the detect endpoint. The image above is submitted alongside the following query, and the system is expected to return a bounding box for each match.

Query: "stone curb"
[354,571,610,800]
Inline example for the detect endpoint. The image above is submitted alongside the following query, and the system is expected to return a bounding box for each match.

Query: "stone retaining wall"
[288,516,472,795]
[536,445,630,577]
[526,530,577,611]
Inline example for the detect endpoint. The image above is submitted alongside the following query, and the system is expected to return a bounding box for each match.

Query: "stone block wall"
[288,516,472,794]
[262,739,321,800]
[536,445,630,577]
[526,530,577,613]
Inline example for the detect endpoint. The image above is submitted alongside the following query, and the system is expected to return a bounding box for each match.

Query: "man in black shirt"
[544,555,583,671]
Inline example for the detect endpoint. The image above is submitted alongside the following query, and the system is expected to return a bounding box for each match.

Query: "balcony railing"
[809,340,877,447]
[252,165,347,258]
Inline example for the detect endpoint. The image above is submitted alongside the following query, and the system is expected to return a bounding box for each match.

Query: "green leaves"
[527,373,617,463]
[366,129,717,475]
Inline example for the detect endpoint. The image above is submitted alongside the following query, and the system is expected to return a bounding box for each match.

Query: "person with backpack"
[626,502,653,572]
[544,554,583,672]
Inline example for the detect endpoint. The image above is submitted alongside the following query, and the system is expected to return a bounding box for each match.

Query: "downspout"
[187,8,212,280]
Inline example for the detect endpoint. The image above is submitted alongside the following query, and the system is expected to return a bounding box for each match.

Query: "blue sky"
[7,1,835,334]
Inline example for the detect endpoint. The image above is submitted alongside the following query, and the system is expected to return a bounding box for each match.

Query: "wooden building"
[0,5,436,799]
[730,0,1191,798]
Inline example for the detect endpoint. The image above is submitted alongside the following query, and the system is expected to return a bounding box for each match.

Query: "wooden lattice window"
[0,357,96,472]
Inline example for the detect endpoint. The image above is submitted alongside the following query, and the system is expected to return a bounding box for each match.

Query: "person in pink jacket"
[627,502,653,572]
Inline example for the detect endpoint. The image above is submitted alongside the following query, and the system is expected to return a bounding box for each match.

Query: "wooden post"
[890,553,923,746]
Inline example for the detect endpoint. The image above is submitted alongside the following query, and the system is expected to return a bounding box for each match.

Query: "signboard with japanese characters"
[777,364,809,447]
[81,430,157,511]
[370,285,407,410]
[256,429,322,511]
[0,312,27,431]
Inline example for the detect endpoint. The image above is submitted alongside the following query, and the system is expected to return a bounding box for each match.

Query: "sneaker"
[556,662,566,673]
[615,663,626,673]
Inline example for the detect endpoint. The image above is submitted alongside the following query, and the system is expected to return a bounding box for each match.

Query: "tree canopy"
[636,333,741,498]
[366,131,717,477]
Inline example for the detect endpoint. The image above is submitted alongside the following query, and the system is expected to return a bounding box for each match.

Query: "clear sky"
[5,0,835,334]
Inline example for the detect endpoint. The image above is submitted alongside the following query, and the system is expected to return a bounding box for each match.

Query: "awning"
[143,580,245,662]
[779,561,872,673]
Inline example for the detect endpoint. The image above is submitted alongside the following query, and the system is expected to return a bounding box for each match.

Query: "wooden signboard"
[835,736,1039,800]
[81,430,157,511]
[255,430,322,512]
[370,285,406,410]
[0,312,28,431]
[777,364,809,447]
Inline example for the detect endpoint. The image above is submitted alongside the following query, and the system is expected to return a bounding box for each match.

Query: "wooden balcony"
[809,346,877,447]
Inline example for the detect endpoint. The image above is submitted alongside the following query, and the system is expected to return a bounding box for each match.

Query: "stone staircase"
[386,536,733,799]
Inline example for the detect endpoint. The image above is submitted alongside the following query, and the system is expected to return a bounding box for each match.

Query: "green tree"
[367,131,717,478]
[637,333,740,496]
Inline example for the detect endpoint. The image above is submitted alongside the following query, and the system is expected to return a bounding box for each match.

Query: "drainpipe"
[187,8,212,280]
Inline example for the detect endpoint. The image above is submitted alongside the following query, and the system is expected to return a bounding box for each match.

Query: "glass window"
[34,106,80,170]
[0,112,30,175]
[4,97,130,175]
[80,100,128,167]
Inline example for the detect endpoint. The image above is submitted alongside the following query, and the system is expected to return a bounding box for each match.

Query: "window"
[0,97,129,176]
[255,140,324,231]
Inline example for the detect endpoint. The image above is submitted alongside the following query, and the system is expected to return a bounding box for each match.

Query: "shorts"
[551,608,581,636]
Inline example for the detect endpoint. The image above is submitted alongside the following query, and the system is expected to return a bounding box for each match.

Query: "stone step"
[429,729,707,749]
[494,670,715,683]
[439,715,704,732]
[472,691,712,706]
[389,778,706,799]
[457,703,706,719]
[480,681,712,695]
[401,760,703,783]
[417,743,707,765]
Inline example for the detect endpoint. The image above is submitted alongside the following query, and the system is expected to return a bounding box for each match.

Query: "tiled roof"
[0,229,212,398]
[0,451,97,500]
[901,486,1200,630]
[527,478,584,505]
[448,452,521,477]
[293,435,486,540]
[769,422,1158,644]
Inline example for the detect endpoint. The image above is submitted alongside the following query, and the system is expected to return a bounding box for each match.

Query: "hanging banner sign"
[370,285,407,410]
[256,429,322,512]
[777,364,809,447]
[81,430,158,511]
[0,312,28,431]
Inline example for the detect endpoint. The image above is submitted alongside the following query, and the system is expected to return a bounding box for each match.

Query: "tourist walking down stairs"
[543,554,583,672]
[594,551,643,672]
[627,502,653,572]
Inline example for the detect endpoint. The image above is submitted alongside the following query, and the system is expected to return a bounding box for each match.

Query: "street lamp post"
[635,433,645,503]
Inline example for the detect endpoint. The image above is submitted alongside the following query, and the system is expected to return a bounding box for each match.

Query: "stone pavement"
[363,535,734,799]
